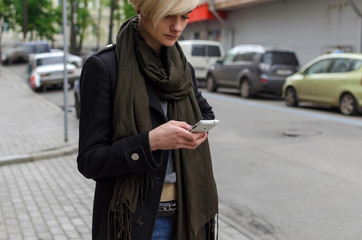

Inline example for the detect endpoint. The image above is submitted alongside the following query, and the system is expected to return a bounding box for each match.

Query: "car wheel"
[206,74,218,92]
[285,87,298,107]
[30,86,41,92]
[29,82,42,92]
[339,93,358,115]
[240,79,252,98]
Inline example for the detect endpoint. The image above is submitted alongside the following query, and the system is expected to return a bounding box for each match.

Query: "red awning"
[188,3,227,23]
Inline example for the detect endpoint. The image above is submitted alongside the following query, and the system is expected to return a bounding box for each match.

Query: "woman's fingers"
[149,120,208,151]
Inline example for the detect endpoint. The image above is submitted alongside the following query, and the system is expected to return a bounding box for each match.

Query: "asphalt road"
[205,92,362,240]
[6,62,362,240]
[6,62,78,117]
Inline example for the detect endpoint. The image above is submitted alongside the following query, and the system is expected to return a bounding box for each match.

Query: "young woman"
[77,0,218,239]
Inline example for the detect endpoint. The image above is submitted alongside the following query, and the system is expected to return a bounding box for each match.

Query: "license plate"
[276,69,293,75]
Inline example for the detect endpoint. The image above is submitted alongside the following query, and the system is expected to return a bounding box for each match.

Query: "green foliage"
[26,0,59,40]
[0,0,137,52]
[0,0,4,17]
[2,0,59,40]
[68,0,94,53]
[1,0,17,29]
[123,0,136,21]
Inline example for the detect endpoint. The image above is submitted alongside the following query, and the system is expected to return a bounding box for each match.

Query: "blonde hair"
[128,0,199,26]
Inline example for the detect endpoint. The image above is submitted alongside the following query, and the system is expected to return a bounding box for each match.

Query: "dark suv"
[2,41,50,65]
[206,44,299,98]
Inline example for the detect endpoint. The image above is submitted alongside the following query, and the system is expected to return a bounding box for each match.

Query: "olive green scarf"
[109,16,218,240]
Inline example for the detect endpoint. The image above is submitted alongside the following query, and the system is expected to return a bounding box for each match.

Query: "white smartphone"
[189,120,219,133]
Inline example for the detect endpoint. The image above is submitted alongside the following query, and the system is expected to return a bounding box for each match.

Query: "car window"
[234,52,256,62]
[233,54,244,62]
[191,45,205,57]
[191,45,222,57]
[223,52,237,64]
[350,59,362,71]
[21,45,35,53]
[329,58,351,73]
[304,59,332,74]
[34,44,50,53]
[262,52,299,65]
[206,45,221,57]
[36,56,63,66]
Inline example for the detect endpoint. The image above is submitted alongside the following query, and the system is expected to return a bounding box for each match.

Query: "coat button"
[131,153,139,161]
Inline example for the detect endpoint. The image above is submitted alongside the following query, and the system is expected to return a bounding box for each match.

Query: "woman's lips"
[165,34,179,40]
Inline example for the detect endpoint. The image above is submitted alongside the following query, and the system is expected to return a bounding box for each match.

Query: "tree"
[0,0,4,60]
[107,0,136,44]
[22,0,27,40]
[108,0,118,44]
[122,0,136,20]
[91,0,108,51]
[70,0,76,54]
[76,1,91,53]
[10,0,59,41]
[69,0,93,54]
[0,0,17,61]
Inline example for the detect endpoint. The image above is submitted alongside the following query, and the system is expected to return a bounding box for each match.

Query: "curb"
[0,144,78,166]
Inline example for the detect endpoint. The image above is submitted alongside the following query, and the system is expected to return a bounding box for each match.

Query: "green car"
[282,53,362,115]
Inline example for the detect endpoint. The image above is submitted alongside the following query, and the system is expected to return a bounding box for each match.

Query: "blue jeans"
[152,215,213,240]
[152,215,176,240]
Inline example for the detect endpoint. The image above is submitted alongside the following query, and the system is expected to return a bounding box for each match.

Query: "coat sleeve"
[77,54,162,180]
[189,63,215,120]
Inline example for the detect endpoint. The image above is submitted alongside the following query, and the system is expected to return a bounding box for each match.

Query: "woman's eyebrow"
[187,10,193,14]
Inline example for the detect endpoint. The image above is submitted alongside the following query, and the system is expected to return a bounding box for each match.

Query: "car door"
[298,58,333,102]
[212,52,237,86]
[224,53,248,87]
[313,58,351,104]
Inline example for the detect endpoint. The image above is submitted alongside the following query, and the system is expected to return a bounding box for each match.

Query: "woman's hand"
[149,120,208,151]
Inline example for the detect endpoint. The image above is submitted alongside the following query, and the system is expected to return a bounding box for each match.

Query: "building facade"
[184,0,362,65]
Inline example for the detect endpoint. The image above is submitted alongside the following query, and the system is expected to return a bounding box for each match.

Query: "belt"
[157,201,177,217]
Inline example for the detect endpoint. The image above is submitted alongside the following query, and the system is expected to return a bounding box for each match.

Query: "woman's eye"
[165,14,189,20]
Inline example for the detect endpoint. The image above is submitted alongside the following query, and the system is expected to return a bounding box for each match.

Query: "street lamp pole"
[62,0,69,142]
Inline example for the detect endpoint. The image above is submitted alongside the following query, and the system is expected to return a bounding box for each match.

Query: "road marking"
[204,93,362,127]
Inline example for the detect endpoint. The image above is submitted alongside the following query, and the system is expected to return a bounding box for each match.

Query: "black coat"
[77,44,215,240]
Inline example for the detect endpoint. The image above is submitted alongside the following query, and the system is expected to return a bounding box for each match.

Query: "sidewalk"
[0,65,251,240]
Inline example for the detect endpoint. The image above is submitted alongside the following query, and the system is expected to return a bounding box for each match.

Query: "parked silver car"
[206,44,300,98]
[50,49,83,68]
[2,41,50,65]
[28,52,80,92]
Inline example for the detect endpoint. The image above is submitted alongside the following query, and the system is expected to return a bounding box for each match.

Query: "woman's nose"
[171,16,183,32]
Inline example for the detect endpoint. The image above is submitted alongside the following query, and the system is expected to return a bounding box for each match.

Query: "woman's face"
[139,12,191,53]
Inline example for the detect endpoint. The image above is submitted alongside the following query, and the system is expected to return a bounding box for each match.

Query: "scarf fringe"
[107,173,154,240]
